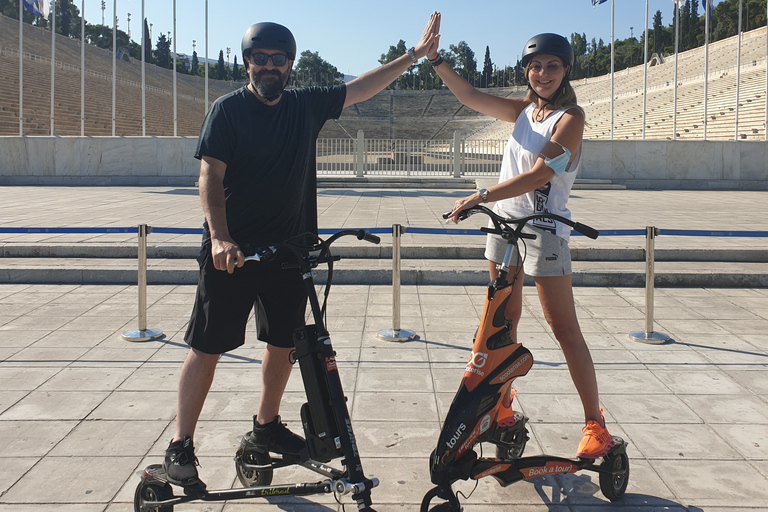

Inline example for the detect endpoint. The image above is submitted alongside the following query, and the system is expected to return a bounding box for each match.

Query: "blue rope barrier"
[0,227,137,234]
[659,229,768,238]
[150,227,204,235]
[2,227,768,238]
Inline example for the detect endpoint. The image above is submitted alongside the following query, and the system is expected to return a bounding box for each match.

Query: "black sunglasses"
[249,52,288,67]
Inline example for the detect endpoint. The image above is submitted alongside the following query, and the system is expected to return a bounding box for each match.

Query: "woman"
[429,14,612,458]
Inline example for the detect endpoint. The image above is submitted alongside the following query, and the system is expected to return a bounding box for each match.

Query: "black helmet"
[241,22,296,61]
[521,33,573,69]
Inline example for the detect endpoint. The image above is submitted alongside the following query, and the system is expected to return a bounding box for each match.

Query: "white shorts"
[484,223,572,277]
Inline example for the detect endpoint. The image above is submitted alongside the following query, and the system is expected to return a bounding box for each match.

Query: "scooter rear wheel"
[134,480,174,512]
[235,447,274,487]
[599,450,629,501]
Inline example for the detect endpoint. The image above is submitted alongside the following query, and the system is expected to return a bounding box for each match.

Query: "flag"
[701,0,712,20]
[592,0,608,6]
[37,0,50,18]
[672,0,684,7]
[22,0,39,15]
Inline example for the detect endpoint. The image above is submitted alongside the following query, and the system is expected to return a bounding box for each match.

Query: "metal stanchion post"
[122,224,164,342]
[629,226,670,344]
[377,224,416,342]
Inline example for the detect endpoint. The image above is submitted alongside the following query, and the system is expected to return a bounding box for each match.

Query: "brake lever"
[243,246,277,262]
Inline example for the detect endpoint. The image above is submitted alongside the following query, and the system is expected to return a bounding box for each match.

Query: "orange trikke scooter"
[421,206,629,512]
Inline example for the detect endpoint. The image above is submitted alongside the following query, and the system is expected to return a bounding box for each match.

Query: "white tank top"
[494,103,581,241]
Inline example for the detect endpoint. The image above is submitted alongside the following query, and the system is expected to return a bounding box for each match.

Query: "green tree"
[295,49,342,87]
[652,10,663,54]
[379,39,411,89]
[216,49,227,80]
[59,0,71,37]
[191,50,199,76]
[232,55,242,81]
[142,18,154,64]
[481,46,493,88]
[155,33,171,69]
[570,32,588,79]
[449,41,477,85]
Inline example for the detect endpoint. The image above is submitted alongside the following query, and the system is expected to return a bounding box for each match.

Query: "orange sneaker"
[576,412,614,459]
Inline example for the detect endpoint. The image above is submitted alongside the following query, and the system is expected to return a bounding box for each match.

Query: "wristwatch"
[407,47,418,64]
[478,188,489,203]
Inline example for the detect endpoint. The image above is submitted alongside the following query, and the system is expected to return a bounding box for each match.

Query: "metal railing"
[316,131,505,177]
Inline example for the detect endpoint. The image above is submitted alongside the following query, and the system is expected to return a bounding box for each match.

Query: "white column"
[642,0,648,139]
[18,0,23,136]
[141,0,146,136]
[735,0,742,140]
[81,0,85,135]
[673,1,679,140]
[173,0,178,136]
[610,0,615,140]
[50,0,56,135]
[112,0,117,136]
[703,0,710,141]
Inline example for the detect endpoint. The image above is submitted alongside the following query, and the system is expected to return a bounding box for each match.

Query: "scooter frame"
[421,206,630,512]
[134,230,382,512]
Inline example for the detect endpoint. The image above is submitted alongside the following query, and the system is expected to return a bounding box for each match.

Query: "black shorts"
[184,247,307,354]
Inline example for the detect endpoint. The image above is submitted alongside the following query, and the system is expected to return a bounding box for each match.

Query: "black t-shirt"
[195,85,346,248]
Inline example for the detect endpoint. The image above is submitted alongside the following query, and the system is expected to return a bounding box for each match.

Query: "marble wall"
[0,136,766,189]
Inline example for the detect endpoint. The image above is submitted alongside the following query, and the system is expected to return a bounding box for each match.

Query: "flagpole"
[735,0,742,140]
[642,0,648,139]
[610,0,614,140]
[50,0,55,136]
[673,0,679,140]
[173,0,178,137]
[141,0,146,136]
[18,0,22,136]
[81,0,85,136]
[703,0,710,141]
[112,0,116,137]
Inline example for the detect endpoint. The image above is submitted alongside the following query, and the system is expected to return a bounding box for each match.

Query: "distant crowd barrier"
[2,225,767,345]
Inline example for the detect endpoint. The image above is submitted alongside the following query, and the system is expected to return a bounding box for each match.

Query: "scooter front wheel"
[134,479,174,512]
[420,485,462,512]
[599,449,629,501]
[235,447,274,487]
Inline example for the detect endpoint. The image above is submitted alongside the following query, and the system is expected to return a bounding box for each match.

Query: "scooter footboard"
[471,456,584,487]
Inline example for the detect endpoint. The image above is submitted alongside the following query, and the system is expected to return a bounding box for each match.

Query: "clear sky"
[76,0,726,76]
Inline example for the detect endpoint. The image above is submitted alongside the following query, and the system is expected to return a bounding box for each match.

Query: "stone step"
[2,243,766,262]
[1,257,766,287]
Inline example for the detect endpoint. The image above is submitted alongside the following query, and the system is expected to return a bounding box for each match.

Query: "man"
[163,15,439,487]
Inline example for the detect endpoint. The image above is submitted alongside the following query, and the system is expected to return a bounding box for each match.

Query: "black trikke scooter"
[134,229,382,512]
[421,206,630,512]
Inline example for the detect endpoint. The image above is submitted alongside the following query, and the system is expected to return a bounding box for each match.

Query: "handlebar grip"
[442,209,470,221]
[356,230,381,245]
[573,222,599,240]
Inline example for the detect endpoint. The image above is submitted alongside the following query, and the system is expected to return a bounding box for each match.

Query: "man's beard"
[252,69,290,101]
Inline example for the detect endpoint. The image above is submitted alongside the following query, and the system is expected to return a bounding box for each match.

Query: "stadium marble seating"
[2,12,765,142]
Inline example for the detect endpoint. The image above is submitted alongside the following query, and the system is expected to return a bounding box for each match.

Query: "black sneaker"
[163,436,202,487]
[242,415,308,459]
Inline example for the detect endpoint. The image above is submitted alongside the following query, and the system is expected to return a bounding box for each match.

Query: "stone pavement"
[0,186,767,511]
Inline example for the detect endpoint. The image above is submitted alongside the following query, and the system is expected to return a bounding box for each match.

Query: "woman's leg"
[534,274,613,457]
[533,275,602,424]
